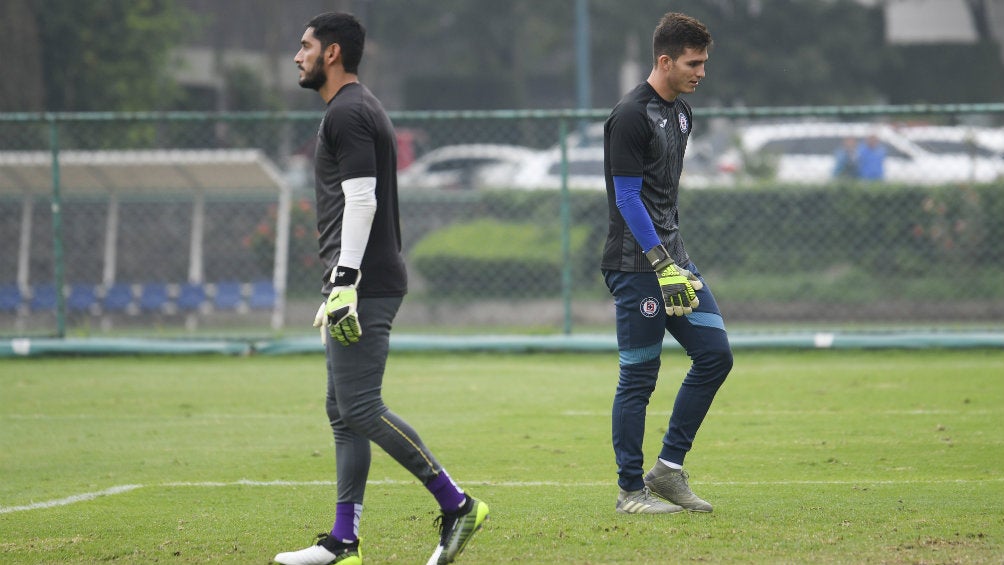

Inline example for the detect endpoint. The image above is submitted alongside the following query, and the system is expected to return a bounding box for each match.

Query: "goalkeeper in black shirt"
[601,12,733,515]
[274,12,487,565]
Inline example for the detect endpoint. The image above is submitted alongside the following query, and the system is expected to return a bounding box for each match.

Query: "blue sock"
[427,469,466,511]
[329,502,361,543]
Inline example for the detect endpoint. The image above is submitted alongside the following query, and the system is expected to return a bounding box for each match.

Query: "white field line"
[3,477,1003,515]
[0,484,143,514]
[3,408,994,420]
[3,413,295,420]
[561,409,995,416]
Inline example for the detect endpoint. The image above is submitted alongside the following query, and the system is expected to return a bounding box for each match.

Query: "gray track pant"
[325,295,442,503]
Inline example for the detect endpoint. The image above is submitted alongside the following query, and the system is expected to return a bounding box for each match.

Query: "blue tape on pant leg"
[619,341,663,366]
[685,311,725,331]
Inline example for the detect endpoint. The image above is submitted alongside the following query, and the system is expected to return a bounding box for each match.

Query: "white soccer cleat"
[274,534,361,565]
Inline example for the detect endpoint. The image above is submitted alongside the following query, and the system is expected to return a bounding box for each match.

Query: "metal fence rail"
[2,104,1003,339]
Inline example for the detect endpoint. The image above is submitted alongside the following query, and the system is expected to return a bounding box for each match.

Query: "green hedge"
[683,181,1004,277]
[406,182,1004,302]
[410,218,591,297]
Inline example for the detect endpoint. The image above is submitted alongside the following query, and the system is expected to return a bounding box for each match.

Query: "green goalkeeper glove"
[645,244,703,316]
[311,267,362,346]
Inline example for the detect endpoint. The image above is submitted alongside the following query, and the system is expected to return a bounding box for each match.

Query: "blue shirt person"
[856,135,886,180]
[833,137,859,179]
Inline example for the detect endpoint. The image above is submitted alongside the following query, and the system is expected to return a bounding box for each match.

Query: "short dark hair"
[652,12,712,63]
[306,12,365,74]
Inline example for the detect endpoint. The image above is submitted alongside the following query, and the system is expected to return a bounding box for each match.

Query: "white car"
[736,122,1004,185]
[559,121,604,149]
[897,126,1004,178]
[680,138,740,188]
[397,144,538,190]
[522,122,735,190]
[511,147,607,190]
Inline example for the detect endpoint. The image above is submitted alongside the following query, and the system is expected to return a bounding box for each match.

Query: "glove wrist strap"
[331,266,360,287]
[645,244,675,272]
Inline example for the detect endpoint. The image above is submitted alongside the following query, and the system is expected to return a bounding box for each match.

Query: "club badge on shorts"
[678,112,689,134]
[640,297,660,318]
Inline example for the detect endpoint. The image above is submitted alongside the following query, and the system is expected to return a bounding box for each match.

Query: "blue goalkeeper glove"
[645,245,703,316]
[312,267,362,346]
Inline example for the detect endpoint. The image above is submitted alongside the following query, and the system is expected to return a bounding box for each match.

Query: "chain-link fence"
[2,105,1003,340]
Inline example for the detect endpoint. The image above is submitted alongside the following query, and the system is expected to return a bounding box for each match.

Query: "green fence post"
[559,118,573,335]
[47,114,66,338]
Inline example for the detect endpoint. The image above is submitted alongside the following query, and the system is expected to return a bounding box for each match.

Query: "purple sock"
[427,469,466,512]
[330,502,361,543]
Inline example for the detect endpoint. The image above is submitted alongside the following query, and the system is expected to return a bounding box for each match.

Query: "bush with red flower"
[244,198,321,294]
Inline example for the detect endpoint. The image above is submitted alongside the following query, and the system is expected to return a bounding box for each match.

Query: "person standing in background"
[856,134,886,180]
[833,137,859,179]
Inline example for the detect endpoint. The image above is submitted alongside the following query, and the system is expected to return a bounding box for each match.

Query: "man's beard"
[298,54,326,90]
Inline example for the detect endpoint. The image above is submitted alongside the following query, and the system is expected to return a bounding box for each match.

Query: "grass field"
[1,349,1002,564]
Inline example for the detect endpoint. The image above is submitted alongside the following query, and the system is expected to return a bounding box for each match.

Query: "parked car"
[511,147,606,190]
[397,143,538,190]
[532,121,736,189]
[560,121,604,149]
[899,126,1003,183]
[733,122,1004,185]
[680,138,740,188]
[897,126,1004,178]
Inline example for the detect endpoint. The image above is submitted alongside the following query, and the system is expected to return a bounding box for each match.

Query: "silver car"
[397,144,538,191]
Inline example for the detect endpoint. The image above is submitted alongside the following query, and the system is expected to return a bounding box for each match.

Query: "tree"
[368,0,575,109]
[365,0,899,109]
[589,0,892,107]
[29,0,194,112]
[0,0,45,112]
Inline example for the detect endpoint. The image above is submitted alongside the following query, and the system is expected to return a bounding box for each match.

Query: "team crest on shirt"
[640,297,660,318]
[678,112,689,133]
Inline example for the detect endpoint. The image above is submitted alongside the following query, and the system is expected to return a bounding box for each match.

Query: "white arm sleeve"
[338,176,377,271]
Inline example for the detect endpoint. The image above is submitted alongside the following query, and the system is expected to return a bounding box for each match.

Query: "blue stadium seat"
[248,280,277,310]
[67,284,98,313]
[0,284,23,312]
[102,283,135,313]
[213,281,243,310]
[30,284,58,311]
[176,282,207,311]
[139,282,170,312]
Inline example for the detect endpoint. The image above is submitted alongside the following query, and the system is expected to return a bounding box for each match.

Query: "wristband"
[644,244,675,272]
[331,266,360,287]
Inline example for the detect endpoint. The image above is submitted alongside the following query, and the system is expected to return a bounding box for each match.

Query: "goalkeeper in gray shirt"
[601,11,733,515]
[274,12,487,565]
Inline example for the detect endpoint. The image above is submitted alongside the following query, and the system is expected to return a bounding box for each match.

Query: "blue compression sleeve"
[613,175,659,252]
